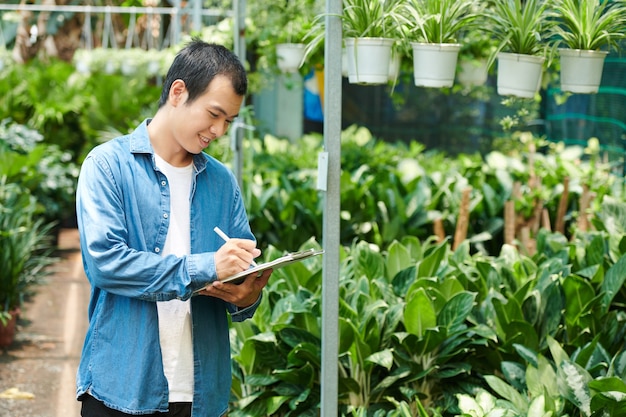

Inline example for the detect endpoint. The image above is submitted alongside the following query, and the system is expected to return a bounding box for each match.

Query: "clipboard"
[196,248,324,290]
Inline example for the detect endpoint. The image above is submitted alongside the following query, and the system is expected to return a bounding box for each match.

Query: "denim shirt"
[75,119,260,417]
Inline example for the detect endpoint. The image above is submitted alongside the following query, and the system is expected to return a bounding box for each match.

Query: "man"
[75,39,271,417]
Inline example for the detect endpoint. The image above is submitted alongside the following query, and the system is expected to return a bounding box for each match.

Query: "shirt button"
[163,213,168,219]
[155,247,160,253]
[161,180,166,186]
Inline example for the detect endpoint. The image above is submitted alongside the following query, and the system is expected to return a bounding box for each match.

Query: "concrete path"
[0,229,89,417]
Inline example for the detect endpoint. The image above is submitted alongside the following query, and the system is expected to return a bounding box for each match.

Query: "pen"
[213,226,257,267]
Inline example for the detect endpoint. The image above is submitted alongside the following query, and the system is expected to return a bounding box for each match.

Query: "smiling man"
[75,39,271,417]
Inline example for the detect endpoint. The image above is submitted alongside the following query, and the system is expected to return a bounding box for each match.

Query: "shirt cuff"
[230,293,262,321]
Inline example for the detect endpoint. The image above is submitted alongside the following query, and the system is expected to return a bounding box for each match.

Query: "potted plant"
[456,26,497,87]
[339,0,404,85]
[0,177,55,347]
[274,1,320,74]
[552,0,626,93]
[248,0,321,76]
[485,0,556,98]
[400,0,482,88]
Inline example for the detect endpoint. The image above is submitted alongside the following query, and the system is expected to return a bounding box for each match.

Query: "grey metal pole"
[192,0,202,33]
[320,0,342,415]
[170,0,181,46]
[231,0,246,188]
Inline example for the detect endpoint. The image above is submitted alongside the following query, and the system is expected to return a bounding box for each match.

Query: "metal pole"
[231,0,246,188]
[320,0,342,414]
[192,0,202,33]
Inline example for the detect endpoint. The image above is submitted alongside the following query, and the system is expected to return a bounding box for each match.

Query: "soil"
[0,229,88,417]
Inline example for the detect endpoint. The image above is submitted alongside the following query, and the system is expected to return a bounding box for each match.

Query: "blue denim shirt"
[75,119,259,417]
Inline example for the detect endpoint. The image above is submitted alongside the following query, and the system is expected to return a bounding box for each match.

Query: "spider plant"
[551,0,626,51]
[485,0,556,57]
[341,0,404,39]
[400,0,483,44]
[302,0,404,77]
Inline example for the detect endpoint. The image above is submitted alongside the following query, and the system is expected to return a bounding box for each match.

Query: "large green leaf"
[437,291,476,332]
[562,274,596,330]
[526,355,558,399]
[386,240,413,281]
[558,360,592,416]
[600,253,626,314]
[417,240,448,278]
[484,374,527,413]
[404,287,436,337]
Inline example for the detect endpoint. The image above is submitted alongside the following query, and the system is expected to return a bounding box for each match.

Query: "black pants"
[81,394,192,417]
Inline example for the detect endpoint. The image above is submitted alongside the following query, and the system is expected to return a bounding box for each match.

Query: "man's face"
[171,75,243,155]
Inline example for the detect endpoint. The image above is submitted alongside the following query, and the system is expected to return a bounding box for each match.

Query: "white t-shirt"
[154,153,194,403]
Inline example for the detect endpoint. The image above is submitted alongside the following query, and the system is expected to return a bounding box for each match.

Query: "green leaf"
[600,253,626,314]
[547,338,570,370]
[365,348,394,371]
[562,274,596,329]
[438,291,476,332]
[417,240,448,278]
[526,355,558,399]
[338,317,356,355]
[501,361,526,392]
[513,343,539,368]
[456,392,486,415]
[387,240,413,280]
[558,360,592,416]
[404,287,436,337]
[485,375,528,413]
[392,266,417,297]
[588,377,626,394]
[527,394,547,417]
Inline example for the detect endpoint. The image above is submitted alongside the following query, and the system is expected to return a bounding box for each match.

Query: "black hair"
[158,39,248,108]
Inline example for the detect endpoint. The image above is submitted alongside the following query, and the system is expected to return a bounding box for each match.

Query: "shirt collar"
[129,118,207,173]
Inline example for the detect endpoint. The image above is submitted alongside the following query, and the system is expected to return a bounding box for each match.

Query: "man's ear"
[169,79,187,106]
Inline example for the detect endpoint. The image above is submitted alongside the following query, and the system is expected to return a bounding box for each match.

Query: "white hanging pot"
[411,42,461,88]
[344,37,394,85]
[559,48,608,94]
[497,52,544,98]
[457,58,489,87]
[276,43,306,73]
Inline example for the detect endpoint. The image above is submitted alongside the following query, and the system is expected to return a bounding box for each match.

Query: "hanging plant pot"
[497,52,544,98]
[0,308,20,348]
[276,43,306,74]
[411,43,461,88]
[344,37,394,85]
[457,58,489,87]
[559,48,608,94]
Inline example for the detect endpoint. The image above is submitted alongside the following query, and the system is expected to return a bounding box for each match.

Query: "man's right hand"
[214,238,260,280]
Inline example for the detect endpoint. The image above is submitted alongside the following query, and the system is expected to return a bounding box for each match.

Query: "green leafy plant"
[485,0,556,57]
[551,0,626,51]
[400,0,483,44]
[339,0,404,38]
[0,177,56,317]
[0,120,79,227]
[246,0,322,78]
